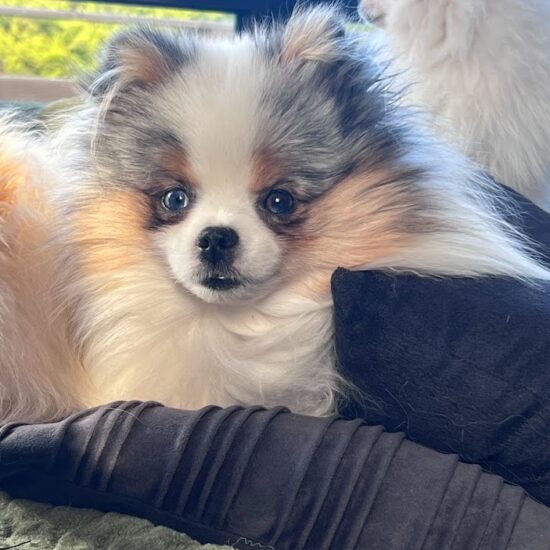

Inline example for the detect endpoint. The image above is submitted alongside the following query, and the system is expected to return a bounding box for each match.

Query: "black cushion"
[2,402,550,550]
[333,185,550,505]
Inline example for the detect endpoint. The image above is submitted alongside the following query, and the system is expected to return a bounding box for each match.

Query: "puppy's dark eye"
[264,189,295,215]
[162,188,189,212]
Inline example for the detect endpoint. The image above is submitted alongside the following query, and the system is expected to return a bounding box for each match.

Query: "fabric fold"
[1,402,549,549]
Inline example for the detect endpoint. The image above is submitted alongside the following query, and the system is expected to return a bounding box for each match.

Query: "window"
[0,0,234,101]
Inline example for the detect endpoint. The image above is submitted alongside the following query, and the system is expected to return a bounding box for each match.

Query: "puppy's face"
[83,9,425,305]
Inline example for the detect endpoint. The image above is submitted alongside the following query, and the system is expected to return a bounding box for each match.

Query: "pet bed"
[0,491,227,549]
[1,402,550,550]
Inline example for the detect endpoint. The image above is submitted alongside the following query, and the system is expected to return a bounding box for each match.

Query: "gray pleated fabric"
[0,402,549,549]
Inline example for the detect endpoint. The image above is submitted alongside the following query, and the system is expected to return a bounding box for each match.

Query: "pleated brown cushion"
[1,402,549,549]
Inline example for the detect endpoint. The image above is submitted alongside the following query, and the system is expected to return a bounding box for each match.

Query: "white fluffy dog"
[359,0,550,210]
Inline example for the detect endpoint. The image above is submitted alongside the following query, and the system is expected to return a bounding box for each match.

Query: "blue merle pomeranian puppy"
[0,6,548,422]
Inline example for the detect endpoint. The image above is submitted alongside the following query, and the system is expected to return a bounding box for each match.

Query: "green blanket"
[0,492,229,550]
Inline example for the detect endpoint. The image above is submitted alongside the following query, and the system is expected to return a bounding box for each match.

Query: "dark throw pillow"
[333,183,550,504]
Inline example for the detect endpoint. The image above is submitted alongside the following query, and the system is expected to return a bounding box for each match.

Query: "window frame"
[84,0,359,31]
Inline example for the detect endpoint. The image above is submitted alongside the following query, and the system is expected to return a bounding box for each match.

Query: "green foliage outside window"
[0,0,232,79]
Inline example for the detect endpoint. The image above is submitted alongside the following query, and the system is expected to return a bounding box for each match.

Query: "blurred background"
[0,0,362,103]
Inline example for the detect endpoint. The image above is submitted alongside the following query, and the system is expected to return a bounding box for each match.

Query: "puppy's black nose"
[197,226,239,265]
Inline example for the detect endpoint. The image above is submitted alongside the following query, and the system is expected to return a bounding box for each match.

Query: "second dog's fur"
[360,0,550,209]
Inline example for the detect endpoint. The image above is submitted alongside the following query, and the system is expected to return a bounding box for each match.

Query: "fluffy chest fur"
[75,265,336,415]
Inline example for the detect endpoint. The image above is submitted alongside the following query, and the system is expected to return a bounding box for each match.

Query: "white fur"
[155,38,283,304]
[360,0,550,210]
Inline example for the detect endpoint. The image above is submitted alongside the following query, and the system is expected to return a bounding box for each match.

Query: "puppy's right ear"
[88,28,189,98]
[279,6,346,64]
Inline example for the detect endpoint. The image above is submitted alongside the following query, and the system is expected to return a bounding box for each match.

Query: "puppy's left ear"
[89,28,188,97]
[279,6,346,63]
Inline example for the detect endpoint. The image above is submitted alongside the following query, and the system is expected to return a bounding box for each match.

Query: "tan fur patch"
[250,148,284,193]
[0,152,53,223]
[0,154,28,214]
[118,43,171,86]
[71,189,151,276]
[0,140,94,422]
[162,148,200,190]
[284,170,426,295]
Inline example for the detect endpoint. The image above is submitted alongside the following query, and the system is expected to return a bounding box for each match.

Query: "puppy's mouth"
[201,274,242,291]
[184,266,277,304]
[198,263,244,291]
